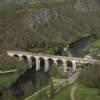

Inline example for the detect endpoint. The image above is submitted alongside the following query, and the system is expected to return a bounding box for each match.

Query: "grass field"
[0,73,19,88]
[92,40,100,49]
[25,81,100,100]
[26,85,71,100]
[50,83,100,100]
[75,83,100,100]
[51,86,71,100]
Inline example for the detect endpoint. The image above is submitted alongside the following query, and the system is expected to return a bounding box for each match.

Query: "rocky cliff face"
[0,0,100,50]
[22,0,100,29]
[23,7,58,32]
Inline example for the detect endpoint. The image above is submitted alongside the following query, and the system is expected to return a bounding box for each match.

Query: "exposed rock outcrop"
[0,0,100,50]
[23,8,58,32]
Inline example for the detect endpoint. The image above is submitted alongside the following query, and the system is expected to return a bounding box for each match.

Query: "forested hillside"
[0,0,100,50]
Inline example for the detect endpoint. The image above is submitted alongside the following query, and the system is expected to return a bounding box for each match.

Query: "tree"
[52,64,61,78]
[2,90,16,100]
[50,78,55,98]
[0,53,26,72]
[79,64,100,88]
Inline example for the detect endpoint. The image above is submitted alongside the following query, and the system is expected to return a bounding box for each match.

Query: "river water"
[0,64,50,100]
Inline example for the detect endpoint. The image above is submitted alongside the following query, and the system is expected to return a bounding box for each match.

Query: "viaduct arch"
[7,51,99,73]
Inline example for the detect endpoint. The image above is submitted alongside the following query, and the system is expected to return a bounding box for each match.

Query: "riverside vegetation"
[0,0,100,51]
[0,0,100,100]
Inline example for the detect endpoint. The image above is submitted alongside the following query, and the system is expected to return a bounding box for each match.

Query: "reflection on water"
[0,63,50,100]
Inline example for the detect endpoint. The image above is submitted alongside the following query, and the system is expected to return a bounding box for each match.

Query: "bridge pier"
[63,60,67,72]
[7,51,98,74]
[27,56,32,68]
[19,56,23,61]
[72,61,77,72]
[36,57,40,71]
[44,59,49,72]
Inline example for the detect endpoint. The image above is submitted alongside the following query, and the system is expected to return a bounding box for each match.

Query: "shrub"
[79,64,100,88]
[0,53,26,71]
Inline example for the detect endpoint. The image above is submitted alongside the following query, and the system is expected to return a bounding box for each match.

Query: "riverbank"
[24,71,79,100]
[0,69,16,74]
[0,72,19,88]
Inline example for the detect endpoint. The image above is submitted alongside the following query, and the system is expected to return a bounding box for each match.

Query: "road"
[70,84,77,100]
[0,69,16,74]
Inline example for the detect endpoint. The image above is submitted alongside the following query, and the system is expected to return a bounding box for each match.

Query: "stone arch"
[30,56,36,69]
[66,60,73,72]
[76,61,84,69]
[67,60,73,67]
[48,58,54,65]
[21,55,28,64]
[22,55,27,61]
[13,54,19,58]
[57,59,63,67]
[39,57,45,72]
[38,57,47,82]
[48,58,54,71]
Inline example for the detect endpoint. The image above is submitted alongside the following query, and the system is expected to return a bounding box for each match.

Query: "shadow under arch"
[13,54,19,58]
[39,57,45,72]
[66,60,73,72]
[21,55,28,65]
[38,57,48,86]
[30,56,36,70]
[22,55,27,61]
[48,58,54,72]
[56,59,64,73]
[57,59,63,67]
[67,60,73,67]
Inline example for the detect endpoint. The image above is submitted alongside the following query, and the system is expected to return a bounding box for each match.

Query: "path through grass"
[51,86,71,100]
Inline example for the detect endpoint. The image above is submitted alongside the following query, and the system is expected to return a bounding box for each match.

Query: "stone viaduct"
[7,51,99,73]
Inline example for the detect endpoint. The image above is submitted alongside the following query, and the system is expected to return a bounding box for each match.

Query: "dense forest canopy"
[0,0,100,51]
